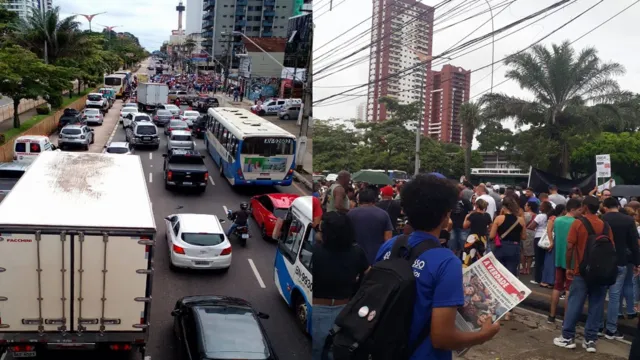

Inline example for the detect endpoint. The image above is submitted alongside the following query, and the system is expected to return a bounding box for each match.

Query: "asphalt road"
[3,60,311,360]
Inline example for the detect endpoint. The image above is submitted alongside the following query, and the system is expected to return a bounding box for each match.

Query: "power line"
[315,0,350,19]
[314,0,598,105]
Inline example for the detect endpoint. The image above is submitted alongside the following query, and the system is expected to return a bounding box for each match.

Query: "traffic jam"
[0,59,311,360]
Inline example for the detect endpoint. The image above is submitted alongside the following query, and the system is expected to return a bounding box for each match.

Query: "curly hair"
[400,174,458,231]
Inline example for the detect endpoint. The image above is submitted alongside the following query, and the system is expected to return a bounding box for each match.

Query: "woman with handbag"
[529,201,554,288]
[489,197,526,320]
[541,204,566,288]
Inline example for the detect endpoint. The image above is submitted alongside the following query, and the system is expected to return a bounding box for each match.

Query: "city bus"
[273,196,312,334]
[115,70,132,86]
[204,107,297,186]
[104,74,127,98]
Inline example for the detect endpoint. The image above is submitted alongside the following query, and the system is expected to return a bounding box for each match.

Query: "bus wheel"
[294,293,309,333]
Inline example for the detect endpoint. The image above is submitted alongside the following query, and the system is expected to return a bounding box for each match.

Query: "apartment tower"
[427,64,471,145]
[366,0,434,123]
[5,0,51,20]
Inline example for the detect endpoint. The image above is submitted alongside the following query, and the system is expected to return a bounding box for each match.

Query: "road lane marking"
[148,173,153,183]
[223,205,228,214]
[248,259,266,289]
[209,177,215,186]
[149,153,152,160]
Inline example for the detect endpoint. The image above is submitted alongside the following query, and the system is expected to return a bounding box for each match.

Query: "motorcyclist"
[226,202,250,237]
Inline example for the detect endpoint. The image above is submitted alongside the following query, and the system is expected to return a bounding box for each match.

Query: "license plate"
[260,173,270,176]
[144,137,150,140]
[241,234,249,239]
[183,182,192,185]
[194,261,210,265]
[13,352,36,358]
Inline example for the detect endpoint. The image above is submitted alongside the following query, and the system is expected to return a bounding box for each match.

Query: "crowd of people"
[311,171,640,359]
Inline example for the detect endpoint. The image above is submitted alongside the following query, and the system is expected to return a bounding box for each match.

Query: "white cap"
[493,185,500,191]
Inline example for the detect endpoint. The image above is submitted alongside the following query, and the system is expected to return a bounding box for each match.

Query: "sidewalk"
[0,108,39,133]
[458,307,630,359]
[519,271,637,338]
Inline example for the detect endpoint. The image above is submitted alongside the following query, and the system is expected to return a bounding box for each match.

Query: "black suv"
[57,108,86,133]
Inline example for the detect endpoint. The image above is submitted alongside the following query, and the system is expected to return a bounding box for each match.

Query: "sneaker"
[530,280,539,285]
[553,336,576,349]
[582,340,597,353]
[547,315,556,324]
[597,328,605,337]
[560,293,566,300]
[604,330,624,340]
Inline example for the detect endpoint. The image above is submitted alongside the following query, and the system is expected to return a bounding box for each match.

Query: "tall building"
[201,0,294,66]
[356,103,365,122]
[427,64,471,145]
[366,0,434,123]
[186,0,204,36]
[4,0,50,20]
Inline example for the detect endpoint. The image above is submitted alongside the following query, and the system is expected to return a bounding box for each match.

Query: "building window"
[224,4,228,6]
[256,6,262,10]
[248,6,253,10]
[223,14,227,17]
[252,26,260,31]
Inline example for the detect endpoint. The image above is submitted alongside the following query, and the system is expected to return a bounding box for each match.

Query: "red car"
[250,193,299,239]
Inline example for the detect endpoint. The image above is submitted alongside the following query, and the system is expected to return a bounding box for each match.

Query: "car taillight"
[109,344,132,351]
[10,345,35,352]
[220,247,232,256]
[154,116,158,120]
[172,244,185,254]
[204,172,208,180]
[167,171,172,180]
[168,128,173,132]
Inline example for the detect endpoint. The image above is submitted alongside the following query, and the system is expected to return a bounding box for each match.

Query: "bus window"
[281,217,305,263]
[229,137,238,156]
[241,137,294,156]
[298,226,312,271]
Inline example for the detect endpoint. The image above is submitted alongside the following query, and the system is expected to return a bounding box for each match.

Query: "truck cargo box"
[0,151,156,357]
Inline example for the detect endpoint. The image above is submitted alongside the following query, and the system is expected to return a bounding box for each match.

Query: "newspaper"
[455,252,532,356]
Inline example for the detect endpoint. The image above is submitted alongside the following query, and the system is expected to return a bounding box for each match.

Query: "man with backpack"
[322,173,500,360]
[554,196,616,353]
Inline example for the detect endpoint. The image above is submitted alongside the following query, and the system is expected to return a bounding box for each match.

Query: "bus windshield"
[105,77,122,86]
[241,137,294,156]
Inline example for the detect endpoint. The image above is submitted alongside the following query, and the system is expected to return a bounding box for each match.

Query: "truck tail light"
[167,171,173,181]
[10,345,35,352]
[204,172,208,181]
[109,344,132,351]
[220,247,232,256]
[172,244,185,254]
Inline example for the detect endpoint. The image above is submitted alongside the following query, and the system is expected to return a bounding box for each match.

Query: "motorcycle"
[227,210,250,247]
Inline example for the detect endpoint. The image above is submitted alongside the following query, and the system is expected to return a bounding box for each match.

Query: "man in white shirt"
[475,183,497,220]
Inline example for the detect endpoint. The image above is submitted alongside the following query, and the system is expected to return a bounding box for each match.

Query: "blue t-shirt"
[375,232,464,360]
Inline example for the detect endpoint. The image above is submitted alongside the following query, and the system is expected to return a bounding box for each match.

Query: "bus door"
[274,211,312,333]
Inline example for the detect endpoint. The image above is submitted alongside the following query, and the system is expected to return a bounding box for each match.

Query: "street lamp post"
[97,24,121,49]
[74,12,107,32]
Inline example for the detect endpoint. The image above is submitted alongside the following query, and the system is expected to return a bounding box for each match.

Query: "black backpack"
[578,217,617,287]
[322,235,439,360]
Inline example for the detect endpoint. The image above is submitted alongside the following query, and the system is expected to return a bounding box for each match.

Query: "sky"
[313,0,640,131]
[56,0,186,51]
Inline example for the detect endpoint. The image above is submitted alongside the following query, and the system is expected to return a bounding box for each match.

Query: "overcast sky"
[57,0,182,51]
[313,0,640,128]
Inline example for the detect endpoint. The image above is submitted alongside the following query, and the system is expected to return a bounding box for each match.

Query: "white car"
[85,93,108,112]
[180,110,200,127]
[164,213,232,270]
[119,107,137,124]
[123,112,152,129]
[82,108,104,125]
[122,102,138,109]
[163,104,181,117]
[104,142,132,155]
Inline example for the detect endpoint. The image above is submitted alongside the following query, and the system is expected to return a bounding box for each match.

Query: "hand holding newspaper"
[455,252,532,356]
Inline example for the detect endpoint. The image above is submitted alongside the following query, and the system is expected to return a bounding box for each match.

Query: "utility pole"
[295,27,312,172]
[223,33,233,89]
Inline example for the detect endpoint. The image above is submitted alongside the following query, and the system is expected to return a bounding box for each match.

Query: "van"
[251,98,302,116]
[13,135,56,163]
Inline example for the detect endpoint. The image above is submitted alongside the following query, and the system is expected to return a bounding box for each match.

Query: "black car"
[192,115,207,139]
[195,97,219,113]
[171,295,277,360]
[163,149,208,192]
[153,109,173,127]
[57,109,86,132]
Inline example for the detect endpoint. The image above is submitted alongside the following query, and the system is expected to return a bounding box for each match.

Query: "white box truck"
[0,151,156,359]
[137,82,169,113]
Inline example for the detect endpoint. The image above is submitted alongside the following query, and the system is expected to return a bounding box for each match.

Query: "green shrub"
[35,104,50,115]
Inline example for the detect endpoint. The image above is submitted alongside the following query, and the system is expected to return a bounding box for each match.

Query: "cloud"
[55,0,185,50]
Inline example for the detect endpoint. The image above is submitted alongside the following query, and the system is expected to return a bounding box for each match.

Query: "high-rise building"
[201,0,294,66]
[366,0,434,123]
[427,64,471,145]
[356,103,365,122]
[4,0,50,20]
[186,0,204,36]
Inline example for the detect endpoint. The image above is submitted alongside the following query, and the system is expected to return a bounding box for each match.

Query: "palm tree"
[13,6,89,65]
[481,41,625,176]
[458,101,484,179]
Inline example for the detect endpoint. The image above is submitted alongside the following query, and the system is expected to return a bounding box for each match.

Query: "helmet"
[240,202,249,210]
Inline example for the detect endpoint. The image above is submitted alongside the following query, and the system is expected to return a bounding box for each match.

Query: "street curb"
[522,293,637,338]
[293,171,312,191]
